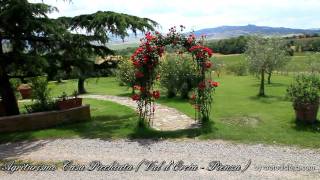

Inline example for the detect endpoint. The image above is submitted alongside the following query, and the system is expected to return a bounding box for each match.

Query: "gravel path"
[0,139,319,179]
[80,94,199,131]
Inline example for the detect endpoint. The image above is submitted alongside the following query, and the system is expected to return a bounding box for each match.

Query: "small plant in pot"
[57,90,82,110]
[17,84,32,99]
[286,74,320,123]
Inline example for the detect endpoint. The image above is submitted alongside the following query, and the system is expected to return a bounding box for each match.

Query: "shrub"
[226,60,248,76]
[25,77,58,113]
[286,74,320,106]
[116,59,136,92]
[159,54,198,98]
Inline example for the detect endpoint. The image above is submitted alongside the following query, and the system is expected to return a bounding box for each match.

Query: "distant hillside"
[193,24,320,39]
[108,24,320,48]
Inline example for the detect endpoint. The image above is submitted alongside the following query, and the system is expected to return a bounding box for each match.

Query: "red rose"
[143,56,149,64]
[152,90,160,99]
[131,94,140,101]
[191,94,196,100]
[212,81,219,87]
[133,61,141,68]
[204,61,212,69]
[133,85,141,90]
[198,81,206,90]
[135,71,144,78]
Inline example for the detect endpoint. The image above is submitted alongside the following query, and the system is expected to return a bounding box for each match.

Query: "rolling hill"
[192,24,320,39]
[108,24,320,48]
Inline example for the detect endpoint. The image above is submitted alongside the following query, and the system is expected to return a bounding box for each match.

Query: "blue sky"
[30,0,320,32]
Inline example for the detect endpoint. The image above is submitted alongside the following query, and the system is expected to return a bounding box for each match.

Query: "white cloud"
[29,0,320,31]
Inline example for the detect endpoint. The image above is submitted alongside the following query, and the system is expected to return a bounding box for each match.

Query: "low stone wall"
[0,105,91,133]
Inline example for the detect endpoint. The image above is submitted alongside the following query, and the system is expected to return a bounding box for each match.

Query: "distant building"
[95,55,123,68]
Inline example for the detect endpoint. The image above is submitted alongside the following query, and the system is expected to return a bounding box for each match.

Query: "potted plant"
[287,74,320,123]
[17,84,32,99]
[57,91,82,110]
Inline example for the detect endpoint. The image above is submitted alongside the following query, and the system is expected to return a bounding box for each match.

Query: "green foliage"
[207,36,248,54]
[159,54,198,98]
[226,60,248,76]
[0,0,158,115]
[116,59,136,90]
[306,52,320,73]
[25,77,58,113]
[287,74,320,105]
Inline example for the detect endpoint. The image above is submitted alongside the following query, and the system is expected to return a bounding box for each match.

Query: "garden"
[1,0,320,150]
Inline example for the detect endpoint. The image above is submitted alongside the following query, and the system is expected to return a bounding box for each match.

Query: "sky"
[30,0,320,32]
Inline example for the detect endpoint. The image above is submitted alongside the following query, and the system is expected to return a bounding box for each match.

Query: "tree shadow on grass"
[129,120,215,141]
[0,114,137,144]
[292,119,320,133]
[250,82,287,88]
[249,95,286,104]
[55,114,137,139]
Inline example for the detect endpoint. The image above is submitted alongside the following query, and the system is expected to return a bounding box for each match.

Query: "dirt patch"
[220,116,262,127]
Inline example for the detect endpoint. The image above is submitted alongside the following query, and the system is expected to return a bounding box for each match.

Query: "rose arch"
[130,26,219,127]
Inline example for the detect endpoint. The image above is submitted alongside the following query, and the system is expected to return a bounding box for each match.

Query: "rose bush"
[131,26,218,126]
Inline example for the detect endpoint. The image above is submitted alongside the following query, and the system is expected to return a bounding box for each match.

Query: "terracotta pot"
[294,101,319,123]
[57,98,82,110]
[0,101,5,117]
[17,84,32,99]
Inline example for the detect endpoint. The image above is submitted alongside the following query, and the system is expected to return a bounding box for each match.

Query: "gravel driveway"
[0,138,319,179]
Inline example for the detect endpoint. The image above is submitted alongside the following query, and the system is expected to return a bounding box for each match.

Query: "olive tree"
[245,37,290,96]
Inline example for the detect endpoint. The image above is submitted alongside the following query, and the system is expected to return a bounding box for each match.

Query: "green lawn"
[213,54,312,72]
[161,75,320,148]
[0,99,139,142]
[3,73,319,148]
[2,54,320,148]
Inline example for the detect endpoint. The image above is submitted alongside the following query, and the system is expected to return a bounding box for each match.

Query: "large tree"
[0,0,157,115]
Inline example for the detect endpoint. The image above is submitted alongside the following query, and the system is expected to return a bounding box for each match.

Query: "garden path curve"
[80,94,199,131]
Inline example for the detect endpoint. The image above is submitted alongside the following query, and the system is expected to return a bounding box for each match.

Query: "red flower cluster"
[191,93,196,100]
[134,85,145,92]
[204,61,212,69]
[207,80,219,87]
[212,81,219,87]
[187,34,196,44]
[145,32,156,41]
[198,80,219,91]
[135,71,144,78]
[131,94,140,101]
[152,90,160,99]
[189,45,213,59]
[198,81,206,90]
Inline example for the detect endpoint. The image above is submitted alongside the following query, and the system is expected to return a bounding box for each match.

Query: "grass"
[2,54,320,148]
[0,99,139,142]
[1,98,210,143]
[213,53,313,72]
[162,75,320,148]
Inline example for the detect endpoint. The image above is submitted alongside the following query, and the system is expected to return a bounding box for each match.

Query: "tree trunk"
[78,77,87,94]
[258,70,265,97]
[0,65,20,116]
[267,72,272,84]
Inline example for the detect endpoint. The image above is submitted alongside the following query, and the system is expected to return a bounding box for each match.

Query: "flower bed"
[0,105,91,133]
